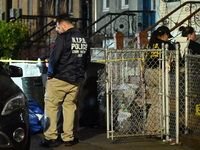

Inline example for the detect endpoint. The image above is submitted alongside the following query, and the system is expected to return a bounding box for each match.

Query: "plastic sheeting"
[28,99,44,133]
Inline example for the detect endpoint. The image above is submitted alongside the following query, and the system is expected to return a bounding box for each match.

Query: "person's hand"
[167,59,171,71]
[45,59,49,67]
[167,52,174,72]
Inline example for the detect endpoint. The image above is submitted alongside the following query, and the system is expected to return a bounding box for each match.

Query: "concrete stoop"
[181,134,200,150]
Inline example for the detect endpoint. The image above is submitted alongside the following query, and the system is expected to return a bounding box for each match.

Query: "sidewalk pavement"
[30,127,194,150]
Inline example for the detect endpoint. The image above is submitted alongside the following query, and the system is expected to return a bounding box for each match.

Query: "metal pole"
[175,44,180,144]
[141,51,146,134]
[165,44,170,141]
[105,46,110,138]
[125,60,128,83]
[122,51,125,84]
[162,47,166,138]
[114,53,118,85]
[110,50,114,140]
[185,47,189,134]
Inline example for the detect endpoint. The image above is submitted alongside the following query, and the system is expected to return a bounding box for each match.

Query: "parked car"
[0,63,30,150]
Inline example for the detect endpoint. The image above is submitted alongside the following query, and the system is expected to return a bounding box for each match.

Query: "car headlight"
[1,93,26,116]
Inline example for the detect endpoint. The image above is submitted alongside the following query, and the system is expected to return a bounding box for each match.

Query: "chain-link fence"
[187,55,200,136]
[104,48,163,139]
[165,50,200,143]
[97,46,200,142]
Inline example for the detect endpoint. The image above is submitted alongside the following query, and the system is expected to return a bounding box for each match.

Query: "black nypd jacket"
[146,38,175,68]
[47,28,90,84]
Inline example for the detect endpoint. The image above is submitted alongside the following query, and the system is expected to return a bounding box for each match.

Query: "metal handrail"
[128,1,200,45]
[26,26,55,48]
[18,15,83,48]
[19,1,200,49]
[170,8,200,32]
[28,20,55,39]
[144,1,200,32]
[83,10,155,38]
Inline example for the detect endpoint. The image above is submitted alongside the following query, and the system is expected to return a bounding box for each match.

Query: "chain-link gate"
[103,46,200,142]
[105,47,163,139]
[163,48,180,143]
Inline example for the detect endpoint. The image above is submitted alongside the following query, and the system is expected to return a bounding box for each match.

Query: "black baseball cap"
[157,26,173,38]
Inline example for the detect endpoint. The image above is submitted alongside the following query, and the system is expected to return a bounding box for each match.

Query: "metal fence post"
[105,46,110,139]
[141,51,147,135]
[164,44,170,141]
[162,46,166,138]
[175,44,180,144]
[185,47,189,134]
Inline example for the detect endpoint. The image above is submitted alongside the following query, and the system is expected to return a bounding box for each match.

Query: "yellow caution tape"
[92,57,145,62]
[0,59,45,63]
[91,60,105,62]
[0,57,145,63]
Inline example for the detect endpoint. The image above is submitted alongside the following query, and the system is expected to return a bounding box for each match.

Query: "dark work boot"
[64,138,79,146]
[41,138,60,147]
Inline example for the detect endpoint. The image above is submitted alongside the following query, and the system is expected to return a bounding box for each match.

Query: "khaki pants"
[144,68,162,133]
[44,78,79,141]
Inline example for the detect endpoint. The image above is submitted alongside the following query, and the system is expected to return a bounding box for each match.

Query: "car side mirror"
[9,65,23,77]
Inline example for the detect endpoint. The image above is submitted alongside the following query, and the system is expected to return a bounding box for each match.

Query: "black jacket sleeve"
[47,35,65,78]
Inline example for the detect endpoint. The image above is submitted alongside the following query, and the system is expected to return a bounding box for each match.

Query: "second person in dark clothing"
[179,26,200,55]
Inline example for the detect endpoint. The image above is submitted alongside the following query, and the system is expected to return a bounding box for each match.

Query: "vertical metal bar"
[105,46,110,138]
[141,51,146,134]
[165,45,170,141]
[128,15,130,37]
[125,58,128,83]
[162,48,166,138]
[110,50,114,140]
[175,44,180,144]
[110,14,112,37]
[94,0,97,32]
[114,53,118,84]
[104,27,107,47]
[185,47,189,134]
[188,3,192,26]
[122,52,125,84]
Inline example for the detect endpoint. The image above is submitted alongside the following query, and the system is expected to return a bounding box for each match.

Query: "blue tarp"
[28,99,44,133]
